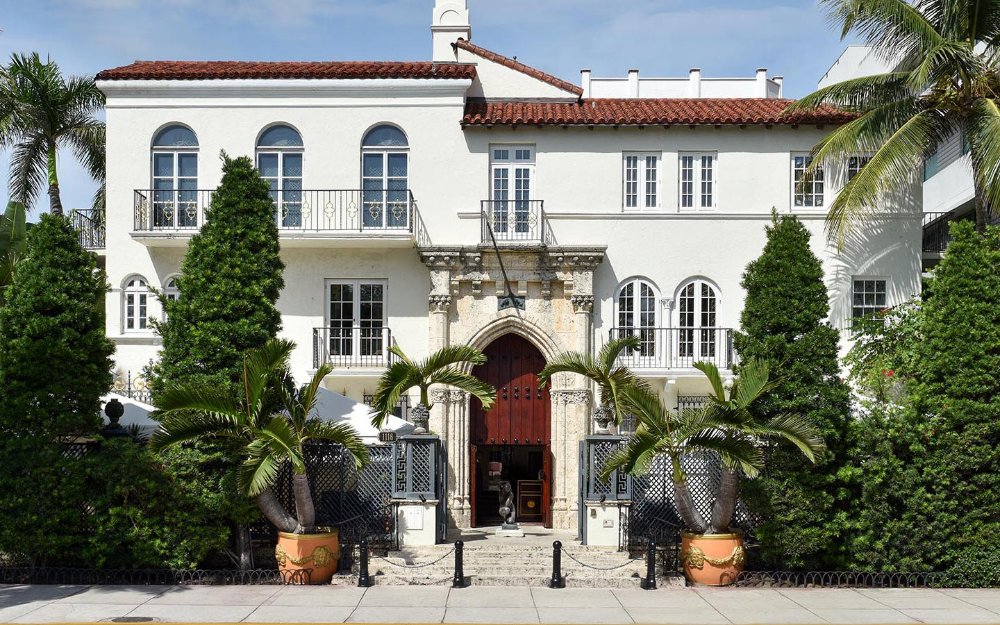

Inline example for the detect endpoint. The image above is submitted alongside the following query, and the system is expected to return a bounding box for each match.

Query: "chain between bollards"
[549,540,565,589]
[452,540,465,588]
[357,539,372,588]
[640,539,657,590]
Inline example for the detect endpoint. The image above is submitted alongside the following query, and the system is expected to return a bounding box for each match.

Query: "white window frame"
[623,152,661,211]
[150,127,199,229]
[615,278,660,362]
[791,153,824,208]
[675,278,720,365]
[325,279,388,365]
[847,154,872,181]
[678,152,717,211]
[361,125,410,229]
[256,125,304,229]
[122,275,150,333]
[162,275,180,320]
[851,277,888,319]
[489,144,536,235]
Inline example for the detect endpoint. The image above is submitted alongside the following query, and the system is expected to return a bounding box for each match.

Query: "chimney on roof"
[432,0,471,62]
[773,76,784,98]
[580,69,592,98]
[628,69,640,98]
[756,68,770,97]
[688,68,702,97]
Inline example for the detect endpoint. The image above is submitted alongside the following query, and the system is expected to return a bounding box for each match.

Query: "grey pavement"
[2,584,1000,624]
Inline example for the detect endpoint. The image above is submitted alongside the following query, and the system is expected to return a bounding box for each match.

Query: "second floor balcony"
[480,199,552,246]
[610,327,735,373]
[133,189,423,247]
[923,208,999,256]
[312,326,396,371]
[71,209,106,251]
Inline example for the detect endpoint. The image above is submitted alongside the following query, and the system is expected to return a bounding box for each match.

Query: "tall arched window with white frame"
[361,125,409,229]
[256,125,303,229]
[616,278,658,359]
[151,125,199,229]
[123,275,150,332]
[676,279,719,366]
[162,276,180,320]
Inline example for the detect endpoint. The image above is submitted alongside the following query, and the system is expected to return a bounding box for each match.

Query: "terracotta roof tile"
[462,98,855,127]
[454,39,583,96]
[96,60,477,81]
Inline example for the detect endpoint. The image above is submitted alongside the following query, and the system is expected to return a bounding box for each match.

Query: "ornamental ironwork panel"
[584,436,631,501]
[393,435,438,499]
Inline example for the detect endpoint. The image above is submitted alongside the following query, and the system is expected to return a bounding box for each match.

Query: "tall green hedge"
[0,214,114,563]
[847,222,1000,583]
[734,213,852,569]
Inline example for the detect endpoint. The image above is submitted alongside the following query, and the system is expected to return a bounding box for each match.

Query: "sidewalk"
[2,584,999,624]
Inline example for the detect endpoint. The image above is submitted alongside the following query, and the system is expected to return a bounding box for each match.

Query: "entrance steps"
[333,529,683,588]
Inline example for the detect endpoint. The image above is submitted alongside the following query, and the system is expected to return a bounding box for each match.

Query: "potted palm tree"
[150,339,369,584]
[602,359,825,585]
[370,344,496,433]
[538,335,646,434]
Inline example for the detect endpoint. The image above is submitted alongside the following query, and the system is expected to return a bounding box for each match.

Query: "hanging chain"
[372,546,457,569]
[560,546,642,571]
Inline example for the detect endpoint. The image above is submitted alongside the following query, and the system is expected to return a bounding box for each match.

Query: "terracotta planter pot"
[274,529,340,585]
[680,531,745,586]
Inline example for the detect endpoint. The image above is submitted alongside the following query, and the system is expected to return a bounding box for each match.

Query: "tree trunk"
[292,473,316,533]
[48,184,63,217]
[709,467,739,534]
[236,523,253,571]
[256,487,297,533]
[673,479,708,534]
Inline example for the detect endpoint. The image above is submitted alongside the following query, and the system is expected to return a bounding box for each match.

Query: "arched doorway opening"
[469,334,552,528]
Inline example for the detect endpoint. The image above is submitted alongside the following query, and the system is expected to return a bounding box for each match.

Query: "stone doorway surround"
[420,245,606,532]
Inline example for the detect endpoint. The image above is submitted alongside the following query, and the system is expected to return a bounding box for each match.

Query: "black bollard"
[357,539,372,588]
[640,539,657,590]
[549,540,565,589]
[452,540,465,588]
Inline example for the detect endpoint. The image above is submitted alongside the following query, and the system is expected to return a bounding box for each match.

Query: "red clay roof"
[96,60,477,81]
[453,39,583,96]
[462,98,855,126]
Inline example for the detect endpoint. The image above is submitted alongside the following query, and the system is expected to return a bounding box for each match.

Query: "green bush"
[734,212,852,569]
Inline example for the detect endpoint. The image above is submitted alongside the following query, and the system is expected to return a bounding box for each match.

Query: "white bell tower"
[432,0,471,62]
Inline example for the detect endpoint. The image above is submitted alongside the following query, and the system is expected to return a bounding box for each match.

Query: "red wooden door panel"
[471,334,550,445]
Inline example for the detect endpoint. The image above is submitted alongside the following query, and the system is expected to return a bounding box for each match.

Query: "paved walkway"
[2,584,999,624]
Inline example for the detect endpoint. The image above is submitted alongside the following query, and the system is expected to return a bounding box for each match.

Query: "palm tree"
[150,339,369,534]
[370,344,496,434]
[0,53,105,215]
[602,360,825,534]
[791,0,1000,243]
[0,201,26,305]
[538,334,647,433]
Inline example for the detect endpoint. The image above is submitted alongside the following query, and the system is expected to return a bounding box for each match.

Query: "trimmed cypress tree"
[150,153,284,392]
[0,214,114,563]
[147,153,284,567]
[734,212,851,569]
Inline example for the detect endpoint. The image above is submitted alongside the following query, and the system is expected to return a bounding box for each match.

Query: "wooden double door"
[470,334,552,527]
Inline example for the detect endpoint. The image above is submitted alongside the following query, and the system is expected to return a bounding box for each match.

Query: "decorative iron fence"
[582,436,631,503]
[111,371,152,404]
[133,189,417,235]
[312,326,394,369]
[609,327,735,370]
[70,208,105,250]
[0,567,310,586]
[481,199,551,245]
[732,570,943,588]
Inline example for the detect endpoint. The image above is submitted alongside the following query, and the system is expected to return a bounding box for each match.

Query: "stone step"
[333,573,681,588]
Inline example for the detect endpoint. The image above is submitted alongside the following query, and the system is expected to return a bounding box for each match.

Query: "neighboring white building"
[89,1,921,532]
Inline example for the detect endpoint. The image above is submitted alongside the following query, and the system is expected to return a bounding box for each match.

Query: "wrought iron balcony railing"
[71,208,105,250]
[133,189,417,235]
[922,209,998,253]
[312,326,395,369]
[609,327,735,370]
[481,199,551,245]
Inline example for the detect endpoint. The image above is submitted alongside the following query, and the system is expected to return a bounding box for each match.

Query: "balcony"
[480,199,552,246]
[923,208,998,255]
[132,189,422,247]
[609,327,735,372]
[312,326,395,371]
[71,209,105,251]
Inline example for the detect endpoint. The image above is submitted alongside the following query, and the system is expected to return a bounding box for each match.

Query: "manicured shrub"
[734,212,852,569]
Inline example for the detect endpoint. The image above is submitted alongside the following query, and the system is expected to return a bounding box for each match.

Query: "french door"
[362,151,409,229]
[677,280,718,366]
[490,145,534,236]
[616,279,658,365]
[152,150,198,228]
[327,280,386,366]
[257,151,303,228]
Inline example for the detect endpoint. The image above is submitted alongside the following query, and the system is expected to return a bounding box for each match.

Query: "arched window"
[123,275,150,332]
[257,124,303,228]
[162,276,180,319]
[151,125,199,229]
[616,278,658,358]
[361,125,409,229]
[676,279,719,365]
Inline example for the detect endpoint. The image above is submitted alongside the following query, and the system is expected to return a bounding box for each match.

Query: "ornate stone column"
[549,388,591,531]
[571,295,594,356]
[432,389,471,528]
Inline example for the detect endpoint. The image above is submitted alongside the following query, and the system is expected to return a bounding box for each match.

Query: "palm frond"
[693,361,727,402]
[302,420,370,469]
[154,384,243,420]
[7,133,47,208]
[427,368,496,408]
[968,98,1000,216]
[684,430,764,478]
[64,120,105,183]
[370,361,421,429]
[418,344,487,378]
[600,429,664,481]
[789,72,915,111]
[598,334,640,374]
[258,415,304,472]
[242,339,294,412]
[820,0,943,60]
[619,385,670,438]
[239,441,284,497]
[149,411,243,452]
[729,359,775,410]
[538,351,601,388]
[752,414,827,463]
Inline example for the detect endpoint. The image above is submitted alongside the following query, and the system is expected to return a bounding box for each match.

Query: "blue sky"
[1,0,855,216]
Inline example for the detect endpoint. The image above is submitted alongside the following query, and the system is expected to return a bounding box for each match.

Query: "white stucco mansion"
[90,1,921,532]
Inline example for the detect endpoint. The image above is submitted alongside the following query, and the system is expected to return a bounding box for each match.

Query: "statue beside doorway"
[496,480,523,537]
